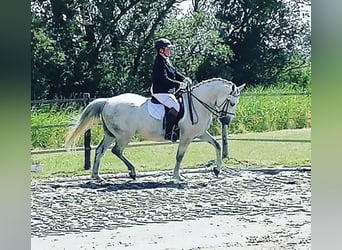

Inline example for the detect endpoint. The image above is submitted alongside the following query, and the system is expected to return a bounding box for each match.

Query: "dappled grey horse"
[65,78,245,180]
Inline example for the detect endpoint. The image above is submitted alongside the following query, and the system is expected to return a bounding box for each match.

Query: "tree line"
[31,0,311,100]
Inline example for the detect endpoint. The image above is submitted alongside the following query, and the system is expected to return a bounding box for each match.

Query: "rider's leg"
[165,107,178,140]
[152,93,180,111]
[152,93,180,141]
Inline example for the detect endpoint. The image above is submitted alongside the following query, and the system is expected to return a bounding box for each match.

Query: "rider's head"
[154,38,173,57]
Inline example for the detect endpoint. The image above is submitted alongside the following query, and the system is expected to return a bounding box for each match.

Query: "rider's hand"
[179,81,187,89]
[184,77,192,85]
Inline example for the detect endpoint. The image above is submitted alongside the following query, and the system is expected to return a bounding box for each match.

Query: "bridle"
[183,83,239,125]
[190,93,237,117]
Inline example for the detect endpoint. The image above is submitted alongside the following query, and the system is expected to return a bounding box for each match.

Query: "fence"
[31,92,311,169]
[32,93,92,169]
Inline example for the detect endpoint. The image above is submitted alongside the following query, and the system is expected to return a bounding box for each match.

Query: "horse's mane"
[191,77,233,90]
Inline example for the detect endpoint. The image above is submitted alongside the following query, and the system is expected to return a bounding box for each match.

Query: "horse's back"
[107,93,147,106]
[101,93,162,138]
[103,93,148,121]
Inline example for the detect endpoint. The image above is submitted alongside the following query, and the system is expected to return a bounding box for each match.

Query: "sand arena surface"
[31,167,311,249]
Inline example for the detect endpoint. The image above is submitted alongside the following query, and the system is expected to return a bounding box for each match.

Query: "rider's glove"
[184,77,192,85]
[179,81,187,89]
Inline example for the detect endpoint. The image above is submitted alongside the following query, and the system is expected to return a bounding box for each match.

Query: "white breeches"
[152,93,180,112]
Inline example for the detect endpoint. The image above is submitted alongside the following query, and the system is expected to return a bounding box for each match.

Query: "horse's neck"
[191,81,227,104]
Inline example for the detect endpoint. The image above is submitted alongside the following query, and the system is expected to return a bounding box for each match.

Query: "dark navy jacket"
[152,54,185,93]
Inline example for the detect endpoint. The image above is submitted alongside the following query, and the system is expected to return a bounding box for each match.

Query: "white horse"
[65,78,245,181]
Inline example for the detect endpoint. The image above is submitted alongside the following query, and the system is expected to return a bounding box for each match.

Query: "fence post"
[83,93,91,170]
[221,124,229,159]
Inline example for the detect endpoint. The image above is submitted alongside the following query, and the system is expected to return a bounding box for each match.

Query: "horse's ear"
[238,83,246,92]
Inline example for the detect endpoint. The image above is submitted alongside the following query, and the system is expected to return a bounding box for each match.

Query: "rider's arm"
[175,71,186,82]
[163,69,183,89]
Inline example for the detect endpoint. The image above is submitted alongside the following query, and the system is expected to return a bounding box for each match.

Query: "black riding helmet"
[154,38,174,51]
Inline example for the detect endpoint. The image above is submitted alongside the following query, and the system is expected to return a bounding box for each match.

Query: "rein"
[185,87,236,125]
[186,83,196,125]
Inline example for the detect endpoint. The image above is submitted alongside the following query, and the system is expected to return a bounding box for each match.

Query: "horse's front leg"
[173,138,192,180]
[198,131,222,177]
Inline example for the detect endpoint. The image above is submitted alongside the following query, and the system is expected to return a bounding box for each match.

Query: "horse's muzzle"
[219,116,232,125]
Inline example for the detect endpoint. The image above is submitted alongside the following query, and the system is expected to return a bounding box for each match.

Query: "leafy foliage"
[31,0,181,98]
[156,11,233,82]
[213,0,311,86]
[31,0,311,99]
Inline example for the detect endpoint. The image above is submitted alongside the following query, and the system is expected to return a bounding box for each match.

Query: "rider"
[151,38,189,141]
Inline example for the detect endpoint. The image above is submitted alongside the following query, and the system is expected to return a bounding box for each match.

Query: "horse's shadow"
[50,179,206,192]
[82,180,190,192]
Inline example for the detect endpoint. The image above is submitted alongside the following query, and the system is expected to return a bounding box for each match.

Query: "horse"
[65,78,245,181]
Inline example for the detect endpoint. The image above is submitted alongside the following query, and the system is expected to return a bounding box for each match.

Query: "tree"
[213,0,311,86]
[156,10,233,83]
[31,0,183,99]
[31,0,311,99]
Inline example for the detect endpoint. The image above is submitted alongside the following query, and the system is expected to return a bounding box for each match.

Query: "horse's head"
[218,82,246,126]
[190,78,245,126]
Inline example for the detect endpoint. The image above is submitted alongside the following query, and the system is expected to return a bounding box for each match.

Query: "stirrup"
[165,131,178,142]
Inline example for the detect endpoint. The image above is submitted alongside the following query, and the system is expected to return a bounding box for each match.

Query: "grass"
[31,103,83,150]
[31,128,311,179]
[227,91,311,133]
[30,84,311,179]
[31,85,311,149]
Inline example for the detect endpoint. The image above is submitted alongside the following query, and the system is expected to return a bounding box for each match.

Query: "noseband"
[217,97,236,117]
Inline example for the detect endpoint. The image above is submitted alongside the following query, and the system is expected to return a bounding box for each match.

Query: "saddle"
[150,96,184,140]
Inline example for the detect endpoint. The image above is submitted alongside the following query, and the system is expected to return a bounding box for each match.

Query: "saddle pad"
[147,100,165,120]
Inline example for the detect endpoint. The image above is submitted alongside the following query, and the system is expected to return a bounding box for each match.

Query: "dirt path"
[31,166,311,249]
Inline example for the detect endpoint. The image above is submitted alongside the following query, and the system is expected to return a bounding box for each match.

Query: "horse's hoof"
[213,167,220,177]
[92,175,104,182]
[173,174,186,182]
[173,175,181,181]
[129,172,136,180]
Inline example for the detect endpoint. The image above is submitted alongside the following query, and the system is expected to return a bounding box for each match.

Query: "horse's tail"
[65,98,107,151]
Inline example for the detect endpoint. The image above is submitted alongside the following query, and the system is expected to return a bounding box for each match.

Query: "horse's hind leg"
[111,141,136,180]
[92,132,115,181]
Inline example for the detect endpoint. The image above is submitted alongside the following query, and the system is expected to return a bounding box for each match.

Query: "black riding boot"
[164,108,178,142]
